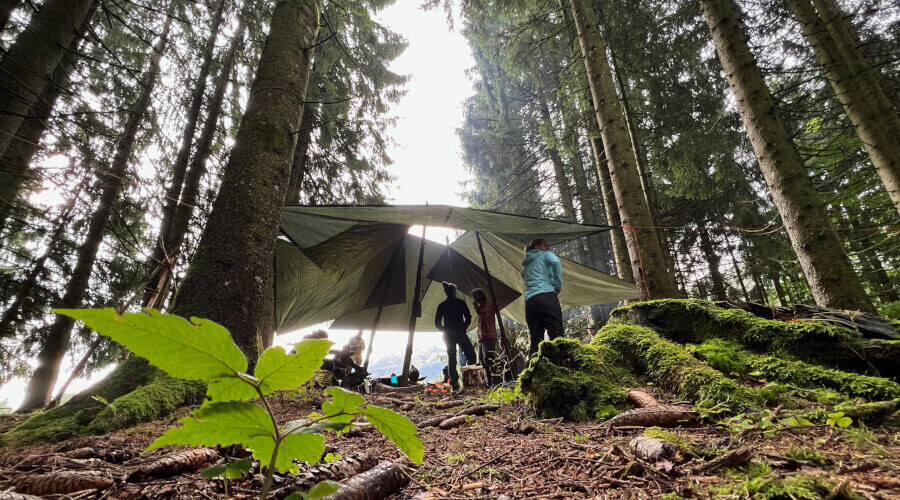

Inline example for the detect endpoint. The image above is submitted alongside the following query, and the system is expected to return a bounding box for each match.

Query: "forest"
[0,0,897,497]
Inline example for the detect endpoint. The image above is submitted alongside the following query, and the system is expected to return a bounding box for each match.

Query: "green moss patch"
[689,339,900,401]
[611,299,897,376]
[518,338,631,421]
[592,323,760,411]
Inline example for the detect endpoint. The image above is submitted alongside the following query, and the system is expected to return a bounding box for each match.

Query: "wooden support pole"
[363,240,403,371]
[475,231,511,355]
[400,226,427,385]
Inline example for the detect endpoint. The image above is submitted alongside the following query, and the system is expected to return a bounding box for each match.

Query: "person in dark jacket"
[472,288,499,385]
[521,238,564,357]
[434,282,476,390]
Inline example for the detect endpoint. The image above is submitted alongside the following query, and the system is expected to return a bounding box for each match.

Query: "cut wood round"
[461,366,488,389]
[323,461,409,500]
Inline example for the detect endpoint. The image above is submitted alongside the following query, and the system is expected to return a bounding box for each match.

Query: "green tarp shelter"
[275,205,639,334]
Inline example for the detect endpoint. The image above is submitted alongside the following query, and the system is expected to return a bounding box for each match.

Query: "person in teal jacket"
[521,238,564,357]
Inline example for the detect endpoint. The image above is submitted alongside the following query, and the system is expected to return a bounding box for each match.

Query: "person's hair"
[303,329,328,340]
[472,288,487,301]
[525,238,547,254]
[442,281,457,296]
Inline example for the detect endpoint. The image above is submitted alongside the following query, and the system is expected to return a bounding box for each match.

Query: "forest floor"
[0,385,897,499]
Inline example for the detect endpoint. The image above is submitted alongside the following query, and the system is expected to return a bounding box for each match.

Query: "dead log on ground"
[439,415,468,430]
[11,471,113,495]
[688,446,752,475]
[629,436,679,471]
[417,414,452,428]
[628,390,660,408]
[278,454,377,499]
[603,406,697,429]
[128,447,217,481]
[323,461,409,500]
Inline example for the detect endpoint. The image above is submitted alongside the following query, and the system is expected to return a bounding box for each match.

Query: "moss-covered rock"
[611,299,898,377]
[518,338,631,421]
[689,339,900,401]
[592,323,760,411]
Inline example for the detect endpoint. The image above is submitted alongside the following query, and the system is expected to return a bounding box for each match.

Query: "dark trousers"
[444,329,476,387]
[526,292,564,357]
[478,338,499,384]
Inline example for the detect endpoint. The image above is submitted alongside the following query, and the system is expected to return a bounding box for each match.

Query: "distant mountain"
[367,344,448,382]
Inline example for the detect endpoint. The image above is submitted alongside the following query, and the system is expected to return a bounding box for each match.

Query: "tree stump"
[461,366,488,389]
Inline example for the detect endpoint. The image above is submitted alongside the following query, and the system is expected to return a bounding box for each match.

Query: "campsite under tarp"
[275,205,639,334]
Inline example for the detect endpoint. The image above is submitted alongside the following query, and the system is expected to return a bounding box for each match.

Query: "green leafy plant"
[57,308,424,500]
[783,447,827,466]
[284,480,340,500]
[201,459,252,496]
[825,412,853,428]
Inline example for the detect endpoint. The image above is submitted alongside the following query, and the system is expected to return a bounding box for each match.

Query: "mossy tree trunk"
[698,0,874,312]
[19,16,173,411]
[169,0,322,364]
[143,0,229,305]
[569,0,677,299]
[785,0,900,217]
[0,0,97,208]
[0,1,96,230]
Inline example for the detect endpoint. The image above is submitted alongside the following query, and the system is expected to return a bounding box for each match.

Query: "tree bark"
[770,270,789,306]
[18,16,172,411]
[537,96,576,221]
[785,0,900,217]
[285,103,314,205]
[589,136,632,281]
[698,0,874,312]
[144,0,228,302]
[0,0,19,31]
[569,0,676,299]
[0,3,96,230]
[0,0,96,165]
[169,0,322,365]
[698,230,728,301]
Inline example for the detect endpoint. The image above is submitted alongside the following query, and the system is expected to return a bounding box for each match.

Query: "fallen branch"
[11,471,113,495]
[603,406,697,429]
[279,454,377,498]
[128,448,218,481]
[323,461,409,500]
[628,390,660,408]
[689,446,752,475]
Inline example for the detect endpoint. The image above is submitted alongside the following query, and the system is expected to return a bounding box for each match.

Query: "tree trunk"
[698,230,728,301]
[0,4,96,230]
[285,103,314,205]
[569,0,676,299]
[18,17,172,411]
[165,17,244,257]
[144,0,228,302]
[0,0,19,30]
[770,270,789,306]
[0,0,96,164]
[169,0,322,365]
[537,96,576,221]
[850,235,898,303]
[589,136,632,281]
[0,183,83,338]
[785,0,900,217]
[698,0,874,312]
[749,265,768,304]
[722,236,751,302]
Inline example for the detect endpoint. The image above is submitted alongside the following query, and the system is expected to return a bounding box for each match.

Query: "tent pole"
[475,231,511,355]
[400,225,427,385]
[363,240,403,371]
